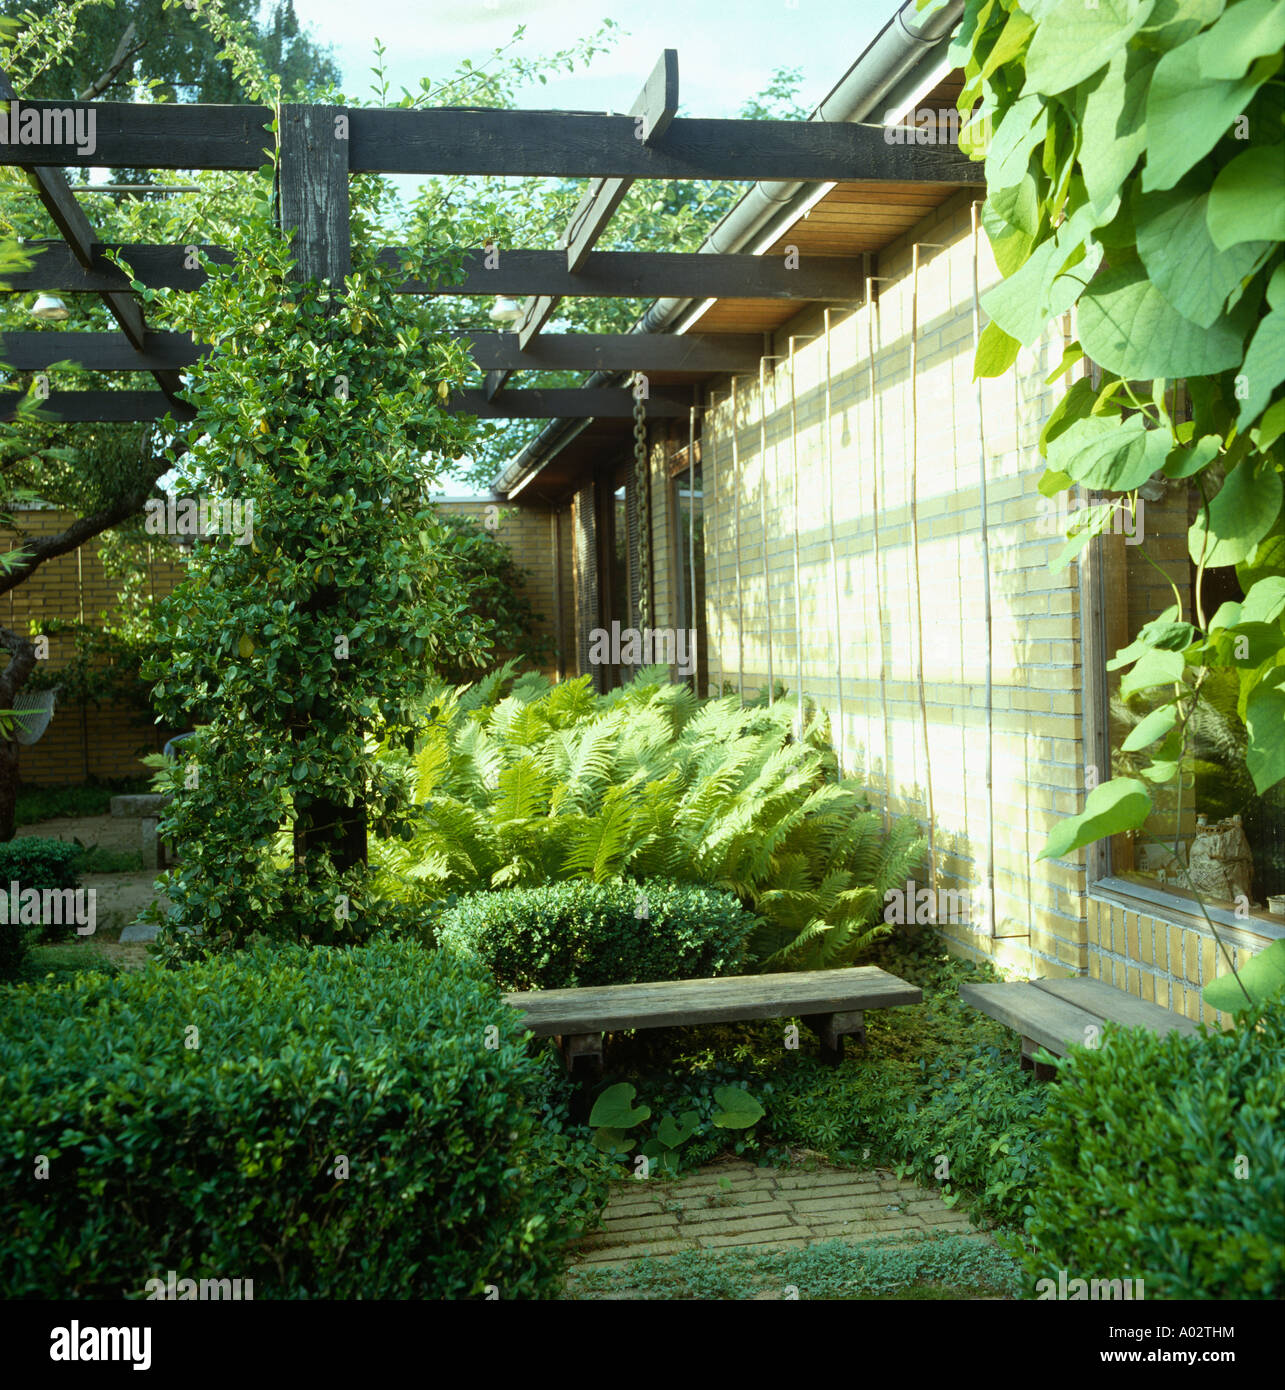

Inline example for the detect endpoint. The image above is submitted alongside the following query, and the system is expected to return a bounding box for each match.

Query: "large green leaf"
[1203,939,1285,1014]
[1195,0,1285,79]
[1136,180,1272,328]
[1047,413,1170,492]
[1144,35,1278,191]
[1079,46,1159,217]
[989,175,1042,238]
[1245,668,1285,793]
[1078,261,1250,379]
[982,198,1036,276]
[982,204,1100,343]
[588,1081,650,1129]
[1122,702,1180,752]
[986,95,1048,190]
[1037,777,1152,861]
[1239,576,1285,627]
[1189,456,1284,567]
[1207,147,1285,250]
[1121,647,1187,697]
[1236,309,1285,430]
[710,1085,766,1129]
[1139,0,1226,50]
[974,318,1021,378]
[1023,0,1156,97]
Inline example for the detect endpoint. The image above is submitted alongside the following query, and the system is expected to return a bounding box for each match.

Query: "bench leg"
[1020,1035,1058,1082]
[803,1010,865,1066]
[557,1033,604,1122]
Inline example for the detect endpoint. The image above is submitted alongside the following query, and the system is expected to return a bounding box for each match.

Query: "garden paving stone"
[566,1159,994,1296]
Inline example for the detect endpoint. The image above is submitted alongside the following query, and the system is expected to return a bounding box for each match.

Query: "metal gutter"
[494,0,965,497]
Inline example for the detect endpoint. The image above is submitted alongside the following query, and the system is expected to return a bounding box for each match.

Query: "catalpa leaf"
[1189,457,1283,567]
[1121,703,1180,752]
[1204,939,1285,1014]
[1207,147,1285,250]
[1236,309,1285,431]
[1023,0,1156,97]
[1078,261,1250,379]
[1037,777,1152,861]
[1136,179,1272,328]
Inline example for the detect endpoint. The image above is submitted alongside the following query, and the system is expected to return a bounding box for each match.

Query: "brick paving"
[567,1159,986,1279]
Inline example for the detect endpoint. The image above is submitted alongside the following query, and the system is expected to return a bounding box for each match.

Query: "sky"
[290,0,894,120]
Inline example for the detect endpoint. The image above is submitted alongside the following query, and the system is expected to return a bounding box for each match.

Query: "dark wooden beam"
[277,105,351,284]
[466,332,762,373]
[0,330,202,372]
[5,243,862,301]
[0,102,983,183]
[3,329,765,374]
[454,388,690,419]
[0,70,184,413]
[0,387,690,423]
[0,390,195,423]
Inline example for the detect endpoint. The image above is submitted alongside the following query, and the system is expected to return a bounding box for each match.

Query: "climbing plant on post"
[948,0,1285,998]
[144,112,491,956]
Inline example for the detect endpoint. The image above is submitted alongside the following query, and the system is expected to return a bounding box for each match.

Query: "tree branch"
[0,459,168,597]
[77,21,143,101]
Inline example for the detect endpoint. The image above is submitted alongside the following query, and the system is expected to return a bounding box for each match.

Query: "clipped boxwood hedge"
[0,937,603,1299]
[437,878,758,990]
[1015,997,1285,1299]
[0,837,84,976]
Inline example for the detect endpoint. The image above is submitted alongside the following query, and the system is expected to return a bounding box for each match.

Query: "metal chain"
[633,383,650,633]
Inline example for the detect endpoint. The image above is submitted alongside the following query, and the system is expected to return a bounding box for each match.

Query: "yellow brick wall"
[687,186,1278,1011]
[2,508,186,785]
[433,498,571,679]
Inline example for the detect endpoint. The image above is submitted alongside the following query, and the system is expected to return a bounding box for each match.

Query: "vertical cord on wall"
[759,356,775,705]
[823,307,846,777]
[77,543,88,781]
[707,393,722,698]
[731,378,746,704]
[867,273,892,833]
[788,335,817,741]
[911,242,941,895]
[970,202,997,940]
[688,402,698,689]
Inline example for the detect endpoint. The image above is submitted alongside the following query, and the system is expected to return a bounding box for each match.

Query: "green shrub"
[0,837,84,965]
[375,664,926,970]
[0,937,606,1299]
[1014,999,1285,1300]
[437,878,757,990]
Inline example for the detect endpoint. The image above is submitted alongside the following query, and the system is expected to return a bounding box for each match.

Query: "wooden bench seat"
[959,976,1201,1079]
[504,965,921,1096]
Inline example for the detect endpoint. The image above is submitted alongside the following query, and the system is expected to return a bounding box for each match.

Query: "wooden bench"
[504,965,921,1110]
[959,976,1201,1080]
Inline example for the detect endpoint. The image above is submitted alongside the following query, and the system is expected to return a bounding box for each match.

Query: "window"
[1092,474,1284,922]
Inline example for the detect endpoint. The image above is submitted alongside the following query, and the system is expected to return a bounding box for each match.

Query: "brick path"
[568,1159,984,1274]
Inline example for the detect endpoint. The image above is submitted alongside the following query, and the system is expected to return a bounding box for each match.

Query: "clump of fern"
[371,662,926,970]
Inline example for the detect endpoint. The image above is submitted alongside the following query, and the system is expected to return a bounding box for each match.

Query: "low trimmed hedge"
[0,837,84,976]
[1014,997,1285,1299]
[0,937,605,1298]
[437,878,758,990]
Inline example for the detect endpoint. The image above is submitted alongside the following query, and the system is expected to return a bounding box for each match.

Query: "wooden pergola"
[0,51,981,426]
[0,52,981,867]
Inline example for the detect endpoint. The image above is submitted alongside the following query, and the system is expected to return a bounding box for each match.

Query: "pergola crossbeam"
[6,243,862,301]
[0,102,983,183]
[2,330,764,374]
[0,387,691,422]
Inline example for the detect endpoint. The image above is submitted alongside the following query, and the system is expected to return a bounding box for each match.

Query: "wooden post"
[276,106,364,872]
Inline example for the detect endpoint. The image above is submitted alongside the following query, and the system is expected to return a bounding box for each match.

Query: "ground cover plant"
[563,934,1051,1229]
[0,937,608,1299]
[374,664,926,970]
[565,1231,1026,1301]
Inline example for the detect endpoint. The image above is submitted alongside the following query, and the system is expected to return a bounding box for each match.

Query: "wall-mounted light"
[30,294,69,322]
[488,296,524,328]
